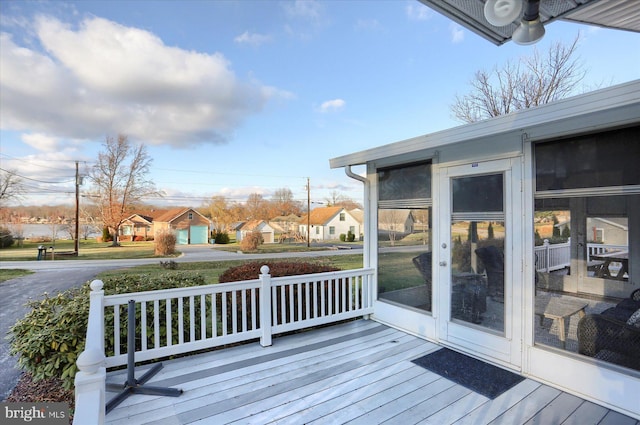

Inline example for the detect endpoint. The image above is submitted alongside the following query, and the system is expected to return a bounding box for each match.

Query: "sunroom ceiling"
[417,0,640,45]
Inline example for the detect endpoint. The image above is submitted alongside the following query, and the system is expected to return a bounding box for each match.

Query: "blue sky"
[1,0,639,209]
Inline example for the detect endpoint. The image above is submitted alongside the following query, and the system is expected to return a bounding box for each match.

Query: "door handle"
[439,261,447,267]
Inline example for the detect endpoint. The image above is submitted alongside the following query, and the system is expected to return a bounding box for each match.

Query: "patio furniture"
[535,297,588,349]
[577,289,640,370]
[590,251,629,280]
[412,252,432,311]
[475,246,504,302]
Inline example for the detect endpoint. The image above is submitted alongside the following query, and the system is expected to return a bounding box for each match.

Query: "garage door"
[176,229,188,245]
[190,225,208,244]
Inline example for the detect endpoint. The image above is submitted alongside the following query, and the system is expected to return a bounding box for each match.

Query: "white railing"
[535,240,628,272]
[587,243,627,261]
[535,239,571,272]
[73,266,375,424]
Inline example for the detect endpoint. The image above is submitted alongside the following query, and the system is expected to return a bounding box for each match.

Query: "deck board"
[104,320,639,425]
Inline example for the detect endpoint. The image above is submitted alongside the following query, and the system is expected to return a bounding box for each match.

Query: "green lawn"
[95,254,365,284]
[0,240,167,261]
[0,269,34,283]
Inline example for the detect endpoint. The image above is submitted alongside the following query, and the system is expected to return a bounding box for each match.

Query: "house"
[236,219,275,244]
[329,80,640,419]
[269,214,303,242]
[152,208,211,245]
[120,213,154,241]
[298,206,362,241]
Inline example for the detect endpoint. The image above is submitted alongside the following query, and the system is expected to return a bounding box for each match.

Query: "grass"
[96,254,365,285]
[0,240,169,261]
[0,269,34,283]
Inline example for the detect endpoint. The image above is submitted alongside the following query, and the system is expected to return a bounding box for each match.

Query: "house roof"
[418,0,640,46]
[240,220,270,232]
[152,207,208,223]
[299,207,345,226]
[330,80,640,169]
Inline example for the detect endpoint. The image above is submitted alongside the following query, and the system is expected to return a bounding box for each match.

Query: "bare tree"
[203,195,236,232]
[451,36,585,123]
[271,188,302,217]
[0,169,25,204]
[89,134,162,246]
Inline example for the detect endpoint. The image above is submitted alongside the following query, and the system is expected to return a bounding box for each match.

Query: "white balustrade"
[74,267,375,423]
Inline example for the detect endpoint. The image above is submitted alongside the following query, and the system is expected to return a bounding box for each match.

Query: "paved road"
[0,244,362,400]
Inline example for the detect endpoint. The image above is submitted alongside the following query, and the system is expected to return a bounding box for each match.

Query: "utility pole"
[307,177,310,248]
[75,161,80,256]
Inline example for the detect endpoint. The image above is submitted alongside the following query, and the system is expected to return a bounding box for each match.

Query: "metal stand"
[106,300,182,414]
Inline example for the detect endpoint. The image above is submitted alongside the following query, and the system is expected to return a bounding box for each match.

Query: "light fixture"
[484,0,522,27]
[512,0,545,45]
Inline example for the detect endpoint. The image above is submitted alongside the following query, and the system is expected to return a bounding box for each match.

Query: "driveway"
[0,244,362,400]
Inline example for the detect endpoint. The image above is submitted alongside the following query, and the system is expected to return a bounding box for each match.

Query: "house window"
[315,226,320,235]
[340,213,345,221]
[377,161,433,313]
[533,129,639,373]
[329,226,335,235]
[188,212,193,220]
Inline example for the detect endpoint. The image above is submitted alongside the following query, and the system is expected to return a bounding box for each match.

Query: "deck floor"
[105,320,639,425]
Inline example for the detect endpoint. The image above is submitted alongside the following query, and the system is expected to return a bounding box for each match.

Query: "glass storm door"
[438,158,522,368]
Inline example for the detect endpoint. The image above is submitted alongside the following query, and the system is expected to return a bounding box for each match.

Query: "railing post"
[543,239,550,272]
[74,280,106,425]
[259,266,272,347]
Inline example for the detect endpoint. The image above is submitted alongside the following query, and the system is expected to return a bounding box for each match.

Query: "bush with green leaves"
[212,230,230,244]
[8,273,206,390]
[0,226,15,248]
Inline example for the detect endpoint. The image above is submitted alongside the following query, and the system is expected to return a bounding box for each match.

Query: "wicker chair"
[577,288,640,371]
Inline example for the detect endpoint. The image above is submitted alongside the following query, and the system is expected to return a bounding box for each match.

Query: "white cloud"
[234,31,273,46]
[406,2,432,21]
[318,99,345,113]
[283,0,323,21]
[21,133,63,152]
[0,16,282,148]
[450,23,465,43]
[355,19,382,32]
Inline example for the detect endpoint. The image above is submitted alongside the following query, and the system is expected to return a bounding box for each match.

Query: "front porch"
[102,319,637,424]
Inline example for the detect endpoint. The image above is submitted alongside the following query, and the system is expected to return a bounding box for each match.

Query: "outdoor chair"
[577,288,640,371]
[412,252,432,311]
[474,245,505,302]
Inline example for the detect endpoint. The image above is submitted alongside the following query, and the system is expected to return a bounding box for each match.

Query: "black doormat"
[412,348,525,399]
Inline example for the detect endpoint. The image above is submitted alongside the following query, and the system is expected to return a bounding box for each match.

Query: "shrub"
[101,227,113,242]
[347,230,356,242]
[240,231,263,252]
[160,260,178,269]
[0,226,15,248]
[339,234,346,242]
[8,273,207,390]
[133,235,146,242]
[219,261,343,330]
[219,261,339,283]
[155,230,177,255]
[212,230,230,244]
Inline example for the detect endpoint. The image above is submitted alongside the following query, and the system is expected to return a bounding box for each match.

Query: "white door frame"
[435,157,523,369]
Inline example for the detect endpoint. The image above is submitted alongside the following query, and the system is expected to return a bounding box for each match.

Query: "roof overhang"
[417,0,640,45]
[329,80,640,168]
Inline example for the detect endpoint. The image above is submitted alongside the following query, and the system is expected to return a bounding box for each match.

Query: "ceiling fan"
[484,0,545,45]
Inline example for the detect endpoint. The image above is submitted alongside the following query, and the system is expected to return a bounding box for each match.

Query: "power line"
[0,153,90,171]
[0,167,75,184]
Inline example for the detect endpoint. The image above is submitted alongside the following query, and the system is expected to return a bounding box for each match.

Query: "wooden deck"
[104,320,639,425]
